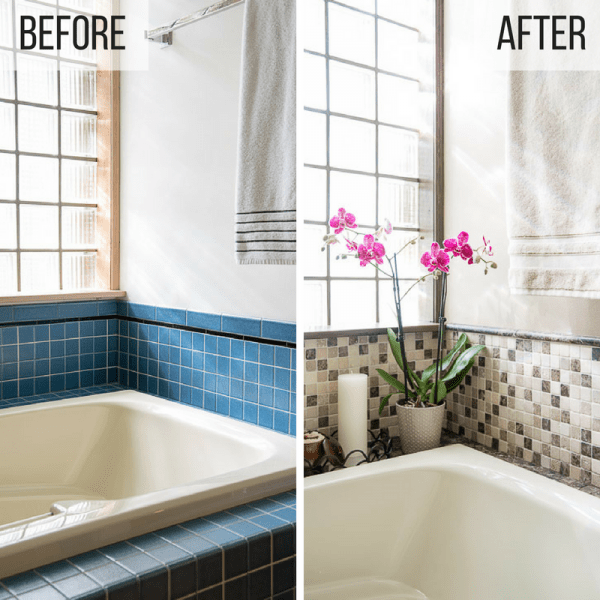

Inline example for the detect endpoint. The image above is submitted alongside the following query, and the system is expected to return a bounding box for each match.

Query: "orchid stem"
[388,255,412,405]
[392,236,420,258]
[400,273,432,301]
[371,263,394,279]
[433,272,448,404]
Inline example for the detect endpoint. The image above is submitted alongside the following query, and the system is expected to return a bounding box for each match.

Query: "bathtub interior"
[305,450,600,600]
[0,397,275,527]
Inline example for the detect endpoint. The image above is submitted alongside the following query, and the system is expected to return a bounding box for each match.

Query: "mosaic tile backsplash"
[304,331,439,438]
[445,329,600,486]
[0,301,296,436]
[304,328,600,485]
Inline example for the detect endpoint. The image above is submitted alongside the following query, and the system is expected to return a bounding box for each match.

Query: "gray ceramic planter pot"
[396,401,446,454]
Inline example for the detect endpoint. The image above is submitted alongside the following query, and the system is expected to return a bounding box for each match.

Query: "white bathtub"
[305,445,600,600]
[0,389,295,577]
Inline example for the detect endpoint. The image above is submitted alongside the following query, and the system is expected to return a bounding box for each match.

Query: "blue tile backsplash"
[0,319,118,400]
[117,321,296,436]
[0,301,296,436]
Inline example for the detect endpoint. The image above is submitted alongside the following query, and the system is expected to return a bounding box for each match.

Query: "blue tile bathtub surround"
[0,300,296,436]
[0,319,119,399]
[116,324,296,436]
[0,491,296,600]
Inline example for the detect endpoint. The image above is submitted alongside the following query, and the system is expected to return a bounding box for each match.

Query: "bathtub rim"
[304,444,600,519]
[0,389,295,578]
[0,388,293,445]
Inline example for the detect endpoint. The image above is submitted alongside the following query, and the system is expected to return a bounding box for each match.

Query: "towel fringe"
[236,258,296,266]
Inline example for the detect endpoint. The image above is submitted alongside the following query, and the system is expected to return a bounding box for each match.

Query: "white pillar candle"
[338,373,368,467]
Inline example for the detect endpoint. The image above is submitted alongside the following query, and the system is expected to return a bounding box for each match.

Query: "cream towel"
[507,71,600,297]
[235,0,296,265]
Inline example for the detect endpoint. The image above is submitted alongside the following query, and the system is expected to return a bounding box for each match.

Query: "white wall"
[119,0,296,322]
[444,0,600,337]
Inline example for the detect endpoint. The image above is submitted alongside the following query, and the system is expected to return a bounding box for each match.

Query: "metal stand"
[304,430,394,477]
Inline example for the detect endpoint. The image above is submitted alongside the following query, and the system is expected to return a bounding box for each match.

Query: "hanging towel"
[235,0,296,265]
[507,70,600,297]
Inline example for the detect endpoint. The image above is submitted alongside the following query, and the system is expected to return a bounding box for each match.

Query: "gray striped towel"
[235,0,296,265]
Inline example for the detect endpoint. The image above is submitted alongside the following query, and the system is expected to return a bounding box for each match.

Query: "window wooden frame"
[96,31,120,292]
[0,0,122,305]
[433,0,445,319]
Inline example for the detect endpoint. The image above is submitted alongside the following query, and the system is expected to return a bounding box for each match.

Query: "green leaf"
[420,363,437,385]
[426,380,447,404]
[377,368,416,398]
[445,359,477,394]
[418,370,435,398]
[386,328,421,389]
[386,328,407,371]
[442,344,485,384]
[421,334,468,387]
[441,334,468,371]
[379,393,393,415]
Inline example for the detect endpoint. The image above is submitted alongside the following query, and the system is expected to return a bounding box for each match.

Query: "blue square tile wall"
[0,491,296,600]
[117,325,296,436]
[0,301,296,436]
[0,319,119,401]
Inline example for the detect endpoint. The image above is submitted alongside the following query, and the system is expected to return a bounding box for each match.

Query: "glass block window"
[0,0,105,295]
[303,0,438,330]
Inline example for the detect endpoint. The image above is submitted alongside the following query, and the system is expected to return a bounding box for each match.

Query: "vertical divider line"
[374,0,380,324]
[434,0,445,320]
[57,42,63,290]
[325,0,332,327]
[11,0,20,292]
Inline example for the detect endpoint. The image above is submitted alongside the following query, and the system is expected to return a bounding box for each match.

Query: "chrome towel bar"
[145,0,245,47]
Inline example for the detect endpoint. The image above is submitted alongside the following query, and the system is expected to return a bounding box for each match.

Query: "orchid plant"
[323,208,497,411]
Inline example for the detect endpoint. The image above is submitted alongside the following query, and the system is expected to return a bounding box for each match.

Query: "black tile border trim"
[119,316,296,349]
[0,316,296,350]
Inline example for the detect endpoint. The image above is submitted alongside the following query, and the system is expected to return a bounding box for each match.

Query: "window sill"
[304,322,439,339]
[0,290,127,306]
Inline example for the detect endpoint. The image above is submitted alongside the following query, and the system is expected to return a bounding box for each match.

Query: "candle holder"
[304,429,394,477]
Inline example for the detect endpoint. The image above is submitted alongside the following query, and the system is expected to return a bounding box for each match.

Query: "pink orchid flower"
[330,208,357,235]
[346,240,358,252]
[444,231,473,263]
[483,236,494,257]
[358,234,386,267]
[375,218,393,241]
[421,242,450,273]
